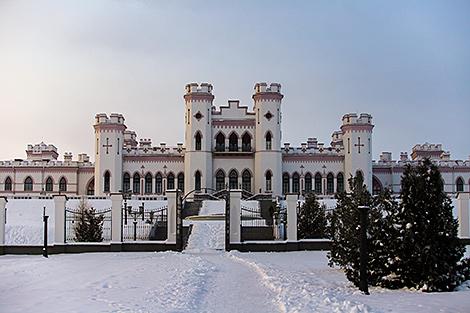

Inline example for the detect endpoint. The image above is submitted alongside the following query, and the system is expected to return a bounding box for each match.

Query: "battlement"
[281,140,343,155]
[411,142,446,160]
[94,113,125,125]
[341,113,373,125]
[26,142,59,161]
[254,82,282,94]
[139,138,152,148]
[185,82,213,94]
[64,152,73,161]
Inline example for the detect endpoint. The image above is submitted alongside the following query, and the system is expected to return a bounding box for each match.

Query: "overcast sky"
[0,0,469,162]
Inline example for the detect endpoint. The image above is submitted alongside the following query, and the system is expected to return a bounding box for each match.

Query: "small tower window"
[59,177,67,192]
[456,177,464,193]
[266,132,272,150]
[195,171,201,191]
[24,176,33,191]
[229,170,238,189]
[195,132,202,151]
[229,133,238,152]
[265,170,272,192]
[103,172,110,193]
[45,177,53,192]
[4,177,12,191]
[242,133,251,152]
[216,133,225,152]
[216,170,225,191]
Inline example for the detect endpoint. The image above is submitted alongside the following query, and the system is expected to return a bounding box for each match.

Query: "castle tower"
[183,83,214,194]
[94,113,126,195]
[341,113,374,192]
[253,83,283,196]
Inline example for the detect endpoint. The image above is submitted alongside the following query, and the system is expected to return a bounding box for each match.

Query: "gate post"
[229,190,242,247]
[457,192,470,238]
[110,193,123,242]
[53,195,67,244]
[286,194,298,242]
[166,190,177,245]
[0,197,7,245]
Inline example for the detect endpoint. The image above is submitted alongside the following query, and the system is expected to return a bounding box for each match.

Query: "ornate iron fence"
[65,207,112,243]
[122,203,168,241]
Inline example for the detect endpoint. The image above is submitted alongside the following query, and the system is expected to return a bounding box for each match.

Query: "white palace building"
[0,82,469,198]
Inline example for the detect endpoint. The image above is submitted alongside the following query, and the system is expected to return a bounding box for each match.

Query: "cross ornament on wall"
[103,138,112,154]
[355,137,364,154]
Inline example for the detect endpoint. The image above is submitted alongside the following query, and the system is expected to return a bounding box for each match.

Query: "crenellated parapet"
[26,142,59,161]
[183,82,215,102]
[94,113,126,133]
[252,82,283,102]
[340,113,374,133]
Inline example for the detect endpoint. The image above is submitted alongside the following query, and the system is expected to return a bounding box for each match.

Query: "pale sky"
[0,0,469,162]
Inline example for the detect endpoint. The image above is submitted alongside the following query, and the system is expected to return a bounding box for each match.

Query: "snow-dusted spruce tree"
[74,199,104,242]
[297,192,327,239]
[328,175,400,287]
[394,158,466,291]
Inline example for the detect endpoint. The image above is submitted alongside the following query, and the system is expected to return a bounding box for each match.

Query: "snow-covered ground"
[2,199,470,312]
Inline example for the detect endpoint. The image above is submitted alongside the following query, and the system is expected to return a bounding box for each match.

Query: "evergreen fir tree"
[297,192,327,239]
[74,199,104,242]
[395,158,465,291]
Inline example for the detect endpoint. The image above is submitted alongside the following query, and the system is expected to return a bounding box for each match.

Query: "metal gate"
[65,207,112,242]
[122,202,168,241]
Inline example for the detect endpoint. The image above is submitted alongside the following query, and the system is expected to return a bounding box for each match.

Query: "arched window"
[24,176,33,191]
[265,132,272,150]
[282,173,290,194]
[314,173,322,194]
[242,169,251,192]
[326,173,334,194]
[145,173,153,194]
[292,172,300,193]
[337,173,344,193]
[456,177,464,193]
[45,177,53,192]
[215,170,225,191]
[167,173,175,190]
[133,173,140,194]
[195,171,201,191]
[155,173,163,194]
[373,176,383,195]
[216,133,225,152]
[87,178,94,196]
[177,172,184,192]
[242,133,251,152]
[356,170,364,186]
[229,169,238,189]
[304,173,312,192]
[4,177,12,191]
[265,170,272,192]
[104,171,110,193]
[123,173,131,192]
[59,177,67,192]
[229,133,238,152]
[195,132,202,151]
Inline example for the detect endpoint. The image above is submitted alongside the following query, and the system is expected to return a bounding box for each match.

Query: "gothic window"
[59,177,67,192]
[229,170,238,189]
[145,173,153,194]
[265,132,272,150]
[304,173,312,192]
[103,171,110,193]
[123,173,131,192]
[242,132,251,152]
[265,170,272,192]
[195,171,201,191]
[356,171,364,186]
[195,132,202,151]
[292,172,300,194]
[229,133,238,152]
[45,177,53,192]
[282,173,290,194]
[456,177,464,193]
[4,177,12,191]
[87,178,94,196]
[242,169,251,192]
[155,173,163,194]
[216,170,225,191]
[177,172,184,193]
[133,173,140,194]
[373,176,383,195]
[24,176,33,191]
[337,173,344,193]
[216,133,225,152]
[314,173,322,194]
[326,173,334,194]
[167,173,175,190]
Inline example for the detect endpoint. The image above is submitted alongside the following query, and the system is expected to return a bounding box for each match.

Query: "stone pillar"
[0,197,7,245]
[230,190,242,244]
[166,190,177,243]
[110,194,123,242]
[286,194,298,241]
[53,195,67,244]
[457,192,470,238]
